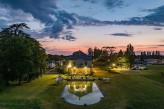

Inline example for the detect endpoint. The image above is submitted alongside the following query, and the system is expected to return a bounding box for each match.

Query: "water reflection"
[68,82,92,97]
[61,82,104,105]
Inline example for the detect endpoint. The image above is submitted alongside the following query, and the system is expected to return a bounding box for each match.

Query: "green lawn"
[1,65,164,109]
[137,65,164,83]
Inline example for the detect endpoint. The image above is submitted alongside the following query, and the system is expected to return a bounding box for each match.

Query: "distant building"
[47,61,55,69]
[135,59,145,64]
[56,60,65,66]
[66,50,92,75]
[145,59,158,64]
[156,59,164,64]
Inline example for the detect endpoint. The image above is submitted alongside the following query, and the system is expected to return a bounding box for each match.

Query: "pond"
[61,81,104,105]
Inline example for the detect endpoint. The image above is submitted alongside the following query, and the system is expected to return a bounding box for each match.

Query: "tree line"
[0,23,47,88]
[88,44,135,68]
[47,54,66,62]
[139,51,162,61]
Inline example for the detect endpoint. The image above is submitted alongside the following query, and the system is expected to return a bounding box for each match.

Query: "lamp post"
[112,63,116,69]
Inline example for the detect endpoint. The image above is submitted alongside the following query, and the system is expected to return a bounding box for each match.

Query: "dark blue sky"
[0,0,164,55]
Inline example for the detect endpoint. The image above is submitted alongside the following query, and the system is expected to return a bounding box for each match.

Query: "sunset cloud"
[0,0,164,54]
[110,33,133,37]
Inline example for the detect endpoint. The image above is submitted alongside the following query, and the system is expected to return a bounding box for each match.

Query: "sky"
[0,0,164,55]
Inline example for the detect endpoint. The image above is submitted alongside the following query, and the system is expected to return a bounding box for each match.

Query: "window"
[73,62,76,66]
[85,62,87,66]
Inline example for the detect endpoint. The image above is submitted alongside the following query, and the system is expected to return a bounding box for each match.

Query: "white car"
[131,66,148,70]
[139,66,148,70]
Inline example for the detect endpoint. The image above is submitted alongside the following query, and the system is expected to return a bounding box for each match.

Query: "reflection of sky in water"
[61,82,104,105]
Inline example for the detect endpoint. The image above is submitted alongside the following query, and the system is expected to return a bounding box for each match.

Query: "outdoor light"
[73,66,76,69]
[112,63,116,67]
[67,64,72,68]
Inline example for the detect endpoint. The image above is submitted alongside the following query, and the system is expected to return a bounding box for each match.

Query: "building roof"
[48,60,55,63]
[68,50,92,61]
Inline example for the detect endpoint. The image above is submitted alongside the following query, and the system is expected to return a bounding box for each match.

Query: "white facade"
[67,51,92,75]
[68,59,92,68]
[67,59,92,75]
[47,61,55,68]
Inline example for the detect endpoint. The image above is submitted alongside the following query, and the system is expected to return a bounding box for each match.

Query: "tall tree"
[117,50,127,67]
[118,50,123,57]
[0,23,47,85]
[93,47,102,59]
[102,46,116,65]
[88,48,93,56]
[125,44,135,68]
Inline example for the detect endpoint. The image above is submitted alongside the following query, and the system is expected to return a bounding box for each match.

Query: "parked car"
[139,66,149,70]
[131,65,148,70]
[131,66,138,70]
[131,65,139,70]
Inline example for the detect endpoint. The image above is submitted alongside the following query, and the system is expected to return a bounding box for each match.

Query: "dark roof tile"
[68,50,92,61]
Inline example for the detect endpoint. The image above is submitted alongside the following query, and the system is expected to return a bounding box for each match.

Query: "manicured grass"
[137,65,164,83]
[0,74,66,109]
[1,66,164,109]
[93,67,164,109]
